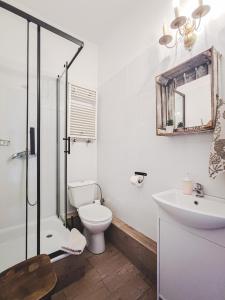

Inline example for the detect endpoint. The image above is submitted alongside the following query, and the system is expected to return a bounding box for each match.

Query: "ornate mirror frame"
[156,47,220,136]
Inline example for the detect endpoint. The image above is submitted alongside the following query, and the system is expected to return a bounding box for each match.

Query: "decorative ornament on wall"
[159,0,211,51]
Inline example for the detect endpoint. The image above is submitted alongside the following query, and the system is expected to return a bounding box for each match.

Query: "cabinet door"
[159,219,225,300]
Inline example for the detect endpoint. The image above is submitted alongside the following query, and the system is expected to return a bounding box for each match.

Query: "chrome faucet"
[193,183,204,198]
[10,150,27,159]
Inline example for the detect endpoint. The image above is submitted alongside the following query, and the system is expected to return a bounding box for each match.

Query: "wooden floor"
[52,242,156,300]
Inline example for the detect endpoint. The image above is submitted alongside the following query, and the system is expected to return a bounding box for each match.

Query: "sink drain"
[46,234,53,238]
[194,201,199,206]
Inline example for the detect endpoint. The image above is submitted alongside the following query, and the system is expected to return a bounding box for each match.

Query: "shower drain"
[46,234,53,238]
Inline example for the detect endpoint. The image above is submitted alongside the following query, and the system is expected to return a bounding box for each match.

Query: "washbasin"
[152,189,225,230]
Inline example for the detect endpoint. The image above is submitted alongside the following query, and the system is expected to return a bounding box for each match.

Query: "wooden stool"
[0,254,57,300]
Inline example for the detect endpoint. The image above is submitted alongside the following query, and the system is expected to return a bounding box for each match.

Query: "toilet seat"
[78,204,112,224]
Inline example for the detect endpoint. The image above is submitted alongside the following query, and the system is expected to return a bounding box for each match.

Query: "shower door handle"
[68,136,71,154]
[30,127,35,155]
[63,137,71,154]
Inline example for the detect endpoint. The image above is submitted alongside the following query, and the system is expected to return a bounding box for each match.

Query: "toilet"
[68,180,112,254]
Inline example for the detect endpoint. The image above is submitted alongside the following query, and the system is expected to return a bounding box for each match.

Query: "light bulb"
[173,0,180,8]
[186,0,198,16]
[173,0,180,18]
[163,24,168,35]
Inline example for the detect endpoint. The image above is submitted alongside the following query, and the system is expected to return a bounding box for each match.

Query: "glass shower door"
[0,14,39,271]
[0,12,27,271]
[26,22,38,260]
[0,1,83,270]
[57,64,69,227]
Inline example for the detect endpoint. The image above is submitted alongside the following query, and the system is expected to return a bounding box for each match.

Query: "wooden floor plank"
[106,219,157,284]
[102,261,141,293]
[52,242,156,300]
[109,274,149,300]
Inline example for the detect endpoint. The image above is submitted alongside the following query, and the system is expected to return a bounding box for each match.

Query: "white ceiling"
[9,0,140,44]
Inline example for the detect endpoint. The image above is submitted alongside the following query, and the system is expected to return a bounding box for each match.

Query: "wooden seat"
[0,255,57,300]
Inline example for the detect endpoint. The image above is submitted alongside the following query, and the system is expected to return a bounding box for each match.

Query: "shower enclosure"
[0,0,83,272]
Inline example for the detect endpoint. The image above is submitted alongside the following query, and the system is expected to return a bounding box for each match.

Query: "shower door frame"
[56,63,69,228]
[0,0,83,257]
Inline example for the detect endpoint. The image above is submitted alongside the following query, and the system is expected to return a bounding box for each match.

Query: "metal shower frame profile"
[0,0,84,257]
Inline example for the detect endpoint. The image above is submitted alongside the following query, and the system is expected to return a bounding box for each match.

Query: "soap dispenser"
[182,174,193,195]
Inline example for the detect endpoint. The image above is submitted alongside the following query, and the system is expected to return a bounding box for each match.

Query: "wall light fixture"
[159,0,211,50]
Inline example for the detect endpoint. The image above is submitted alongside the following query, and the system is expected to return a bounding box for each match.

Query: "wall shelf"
[157,128,213,136]
[0,139,10,146]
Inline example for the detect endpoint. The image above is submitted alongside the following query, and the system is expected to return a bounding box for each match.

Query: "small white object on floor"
[61,228,86,255]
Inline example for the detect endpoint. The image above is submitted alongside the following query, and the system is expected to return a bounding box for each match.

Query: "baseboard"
[106,217,157,285]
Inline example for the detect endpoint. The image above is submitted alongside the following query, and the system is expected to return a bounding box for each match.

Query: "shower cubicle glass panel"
[0,1,83,272]
[57,66,69,227]
[40,29,69,254]
[26,22,38,260]
[0,12,38,271]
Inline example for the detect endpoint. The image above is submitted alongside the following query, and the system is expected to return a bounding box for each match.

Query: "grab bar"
[10,150,36,160]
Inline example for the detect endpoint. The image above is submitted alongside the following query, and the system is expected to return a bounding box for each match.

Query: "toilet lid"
[78,204,112,223]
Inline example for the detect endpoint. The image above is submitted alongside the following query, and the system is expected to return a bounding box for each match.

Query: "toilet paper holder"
[135,172,148,177]
[130,172,148,186]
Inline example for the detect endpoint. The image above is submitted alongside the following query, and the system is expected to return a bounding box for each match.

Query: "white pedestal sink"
[153,189,225,230]
[153,189,225,300]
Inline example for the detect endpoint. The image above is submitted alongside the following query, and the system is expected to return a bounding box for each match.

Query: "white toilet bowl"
[78,203,112,254]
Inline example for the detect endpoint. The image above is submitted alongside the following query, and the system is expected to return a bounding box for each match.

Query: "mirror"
[156,48,219,136]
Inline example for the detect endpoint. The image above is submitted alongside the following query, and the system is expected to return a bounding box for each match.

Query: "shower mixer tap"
[10,127,36,160]
[10,150,36,160]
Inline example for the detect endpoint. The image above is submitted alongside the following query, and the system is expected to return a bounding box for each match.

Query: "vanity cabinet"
[157,212,225,300]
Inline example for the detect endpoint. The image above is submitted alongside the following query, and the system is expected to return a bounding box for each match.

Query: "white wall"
[98,0,225,241]
[0,5,98,228]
